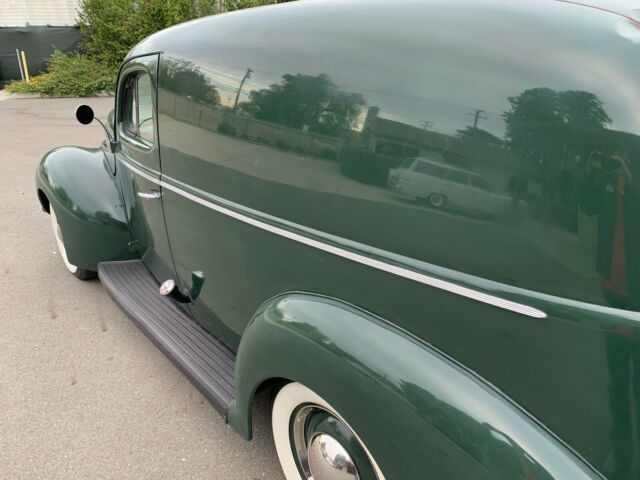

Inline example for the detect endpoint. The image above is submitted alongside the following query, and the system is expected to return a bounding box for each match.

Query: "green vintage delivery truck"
[35,0,640,478]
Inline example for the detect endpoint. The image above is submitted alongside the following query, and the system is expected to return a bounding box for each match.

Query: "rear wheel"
[272,382,385,480]
[50,206,97,280]
[428,192,446,208]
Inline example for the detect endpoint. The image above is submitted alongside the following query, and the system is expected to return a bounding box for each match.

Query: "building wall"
[0,0,80,27]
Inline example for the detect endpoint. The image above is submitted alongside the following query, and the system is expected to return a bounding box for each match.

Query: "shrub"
[217,122,237,136]
[5,0,297,97]
[77,0,219,67]
[339,147,402,186]
[6,50,117,97]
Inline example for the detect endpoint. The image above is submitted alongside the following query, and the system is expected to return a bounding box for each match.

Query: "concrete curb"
[0,90,114,101]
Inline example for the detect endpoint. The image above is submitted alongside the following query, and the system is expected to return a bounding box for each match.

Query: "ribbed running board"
[98,260,236,416]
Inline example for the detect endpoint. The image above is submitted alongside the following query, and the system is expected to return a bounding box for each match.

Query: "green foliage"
[5,0,296,97]
[225,0,295,11]
[77,0,219,67]
[163,58,221,105]
[5,50,116,97]
[503,88,612,172]
[217,122,237,136]
[339,147,402,186]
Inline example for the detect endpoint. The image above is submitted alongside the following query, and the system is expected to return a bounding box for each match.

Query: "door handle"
[137,190,162,199]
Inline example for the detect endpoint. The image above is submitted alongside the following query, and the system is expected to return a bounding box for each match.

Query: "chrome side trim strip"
[121,159,547,319]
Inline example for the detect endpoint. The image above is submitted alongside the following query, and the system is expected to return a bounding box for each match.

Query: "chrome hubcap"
[291,405,377,480]
[307,433,359,480]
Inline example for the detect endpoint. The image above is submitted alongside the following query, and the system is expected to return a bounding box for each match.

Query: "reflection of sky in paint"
[140,0,640,136]
[196,64,271,107]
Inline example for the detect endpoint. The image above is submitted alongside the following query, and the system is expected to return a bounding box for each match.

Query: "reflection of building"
[162,90,342,159]
[361,106,517,193]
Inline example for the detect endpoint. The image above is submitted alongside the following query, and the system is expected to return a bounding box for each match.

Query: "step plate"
[98,260,236,415]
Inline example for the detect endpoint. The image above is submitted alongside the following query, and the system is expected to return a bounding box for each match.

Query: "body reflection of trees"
[240,73,365,136]
[163,58,221,105]
[504,87,640,477]
[503,88,612,229]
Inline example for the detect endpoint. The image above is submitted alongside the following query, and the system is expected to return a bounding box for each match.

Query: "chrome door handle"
[137,191,162,199]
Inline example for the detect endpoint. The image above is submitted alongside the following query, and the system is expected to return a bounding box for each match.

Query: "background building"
[0,0,82,84]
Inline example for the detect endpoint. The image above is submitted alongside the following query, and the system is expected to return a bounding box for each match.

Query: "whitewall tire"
[272,382,385,480]
[50,206,96,280]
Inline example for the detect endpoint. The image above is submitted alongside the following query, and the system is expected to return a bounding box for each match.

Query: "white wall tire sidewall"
[271,382,385,480]
[50,206,78,274]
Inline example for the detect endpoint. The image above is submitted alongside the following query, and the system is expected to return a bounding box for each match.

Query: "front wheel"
[272,382,385,480]
[50,206,97,280]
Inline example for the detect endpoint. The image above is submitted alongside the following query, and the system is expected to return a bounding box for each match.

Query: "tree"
[78,0,219,66]
[163,58,221,105]
[502,87,612,225]
[241,73,365,135]
[503,87,611,172]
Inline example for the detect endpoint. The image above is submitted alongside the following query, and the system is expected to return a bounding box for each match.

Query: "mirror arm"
[94,117,120,153]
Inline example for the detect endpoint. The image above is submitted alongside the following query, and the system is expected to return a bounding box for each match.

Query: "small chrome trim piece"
[119,159,547,319]
[137,191,162,199]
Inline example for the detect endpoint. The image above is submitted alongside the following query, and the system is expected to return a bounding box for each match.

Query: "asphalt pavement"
[0,96,285,480]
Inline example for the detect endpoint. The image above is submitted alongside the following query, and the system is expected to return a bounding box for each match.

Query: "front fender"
[35,146,134,271]
[228,293,599,480]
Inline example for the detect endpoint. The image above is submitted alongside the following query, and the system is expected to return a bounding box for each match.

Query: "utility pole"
[420,120,433,130]
[468,109,487,129]
[233,68,252,113]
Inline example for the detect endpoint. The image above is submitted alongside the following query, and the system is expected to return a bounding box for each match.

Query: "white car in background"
[388,157,512,217]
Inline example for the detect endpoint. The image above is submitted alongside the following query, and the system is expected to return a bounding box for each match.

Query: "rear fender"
[35,146,134,271]
[227,293,599,480]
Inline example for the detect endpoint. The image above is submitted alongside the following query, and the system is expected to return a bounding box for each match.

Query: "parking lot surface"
[0,96,285,480]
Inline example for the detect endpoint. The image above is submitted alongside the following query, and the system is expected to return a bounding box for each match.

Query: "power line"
[468,109,488,128]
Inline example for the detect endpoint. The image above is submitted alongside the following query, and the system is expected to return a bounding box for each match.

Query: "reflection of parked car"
[388,157,511,216]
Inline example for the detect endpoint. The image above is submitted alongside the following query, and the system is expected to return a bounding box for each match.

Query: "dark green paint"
[114,54,176,283]
[38,0,640,478]
[35,146,134,270]
[227,293,597,479]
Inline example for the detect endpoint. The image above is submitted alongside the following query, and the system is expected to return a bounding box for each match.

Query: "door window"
[414,160,446,178]
[446,170,469,185]
[122,72,154,145]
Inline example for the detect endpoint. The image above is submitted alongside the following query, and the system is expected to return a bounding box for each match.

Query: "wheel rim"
[50,207,78,274]
[291,405,377,480]
[429,193,445,207]
[272,383,385,480]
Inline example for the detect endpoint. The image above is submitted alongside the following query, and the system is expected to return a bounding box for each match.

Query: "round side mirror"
[75,104,95,125]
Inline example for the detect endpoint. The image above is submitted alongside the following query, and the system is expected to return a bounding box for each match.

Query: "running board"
[98,260,236,416]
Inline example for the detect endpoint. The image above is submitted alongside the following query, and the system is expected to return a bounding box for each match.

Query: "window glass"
[122,72,154,144]
[124,76,137,136]
[447,170,469,185]
[137,73,154,143]
[414,161,446,178]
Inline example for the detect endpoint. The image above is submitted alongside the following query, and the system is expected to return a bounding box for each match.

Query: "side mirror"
[75,104,120,154]
[75,104,94,125]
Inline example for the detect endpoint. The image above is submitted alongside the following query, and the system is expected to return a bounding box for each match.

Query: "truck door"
[115,54,175,282]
